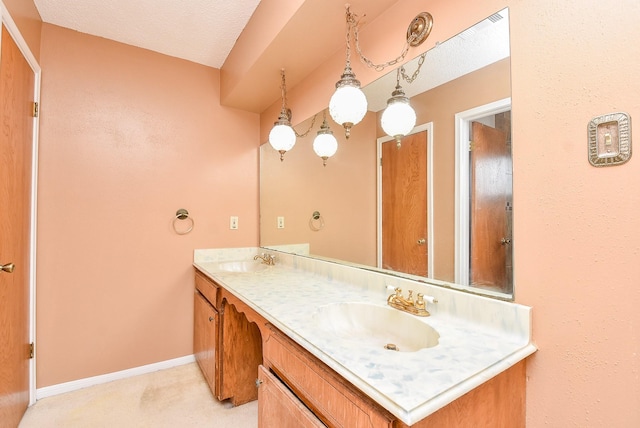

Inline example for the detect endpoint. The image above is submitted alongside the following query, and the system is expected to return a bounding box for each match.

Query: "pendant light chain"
[279,69,287,112]
[280,68,318,138]
[399,52,426,84]
[349,7,416,73]
[294,114,318,138]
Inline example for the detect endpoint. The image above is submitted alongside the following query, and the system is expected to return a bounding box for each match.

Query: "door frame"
[376,122,434,278]
[0,1,41,406]
[454,98,511,287]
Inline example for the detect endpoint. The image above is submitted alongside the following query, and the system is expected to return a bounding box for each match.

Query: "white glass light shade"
[313,133,338,159]
[381,98,416,141]
[329,85,367,134]
[268,123,296,152]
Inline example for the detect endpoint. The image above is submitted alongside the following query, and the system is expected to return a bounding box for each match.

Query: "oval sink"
[214,260,268,273]
[311,302,439,352]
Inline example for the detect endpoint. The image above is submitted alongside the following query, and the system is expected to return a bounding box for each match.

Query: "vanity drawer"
[195,269,219,308]
[264,326,394,428]
[258,365,325,428]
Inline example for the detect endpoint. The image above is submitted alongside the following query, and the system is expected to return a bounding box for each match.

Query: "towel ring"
[309,211,325,231]
[173,209,194,235]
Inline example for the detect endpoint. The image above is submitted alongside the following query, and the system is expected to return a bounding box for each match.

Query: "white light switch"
[230,216,238,230]
[277,216,285,229]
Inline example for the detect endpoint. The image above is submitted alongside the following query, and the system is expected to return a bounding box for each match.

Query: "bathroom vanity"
[193,247,536,427]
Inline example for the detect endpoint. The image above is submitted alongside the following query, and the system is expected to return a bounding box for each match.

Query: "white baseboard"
[35,354,196,400]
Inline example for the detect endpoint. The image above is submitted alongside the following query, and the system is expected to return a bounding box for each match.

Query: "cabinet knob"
[208,316,214,322]
[255,378,263,388]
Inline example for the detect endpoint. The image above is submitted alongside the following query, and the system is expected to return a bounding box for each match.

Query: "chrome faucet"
[387,287,436,317]
[253,253,276,265]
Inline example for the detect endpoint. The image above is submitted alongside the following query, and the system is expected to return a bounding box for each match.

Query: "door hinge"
[468,141,474,151]
[32,102,39,118]
[29,342,34,359]
[379,157,383,166]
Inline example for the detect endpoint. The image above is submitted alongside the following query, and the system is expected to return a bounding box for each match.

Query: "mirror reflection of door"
[381,131,428,276]
[469,113,513,293]
[0,24,35,427]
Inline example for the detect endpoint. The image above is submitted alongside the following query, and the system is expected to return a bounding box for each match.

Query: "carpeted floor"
[19,363,258,428]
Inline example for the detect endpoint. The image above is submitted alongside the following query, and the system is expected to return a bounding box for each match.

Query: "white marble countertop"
[194,248,536,425]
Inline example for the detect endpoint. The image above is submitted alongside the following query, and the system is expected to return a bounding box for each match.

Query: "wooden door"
[193,292,217,393]
[470,121,511,290]
[0,24,35,428]
[381,131,428,276]
[257,365,325,428]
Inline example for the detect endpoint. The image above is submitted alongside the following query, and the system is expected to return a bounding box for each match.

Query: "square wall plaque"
[587,112,632,167]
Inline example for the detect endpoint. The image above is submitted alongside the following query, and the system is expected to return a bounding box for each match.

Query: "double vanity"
[193,247,536,427]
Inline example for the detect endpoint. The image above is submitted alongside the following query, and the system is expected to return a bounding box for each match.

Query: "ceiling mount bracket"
[407,12,433,47]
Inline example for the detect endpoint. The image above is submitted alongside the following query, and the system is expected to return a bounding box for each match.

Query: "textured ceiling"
[364,9,510,112]
[33,0,261,68]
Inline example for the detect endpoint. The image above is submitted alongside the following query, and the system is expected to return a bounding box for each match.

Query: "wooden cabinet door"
[258,365,324,428]
[219,300,263,406]
[193,291,218,393]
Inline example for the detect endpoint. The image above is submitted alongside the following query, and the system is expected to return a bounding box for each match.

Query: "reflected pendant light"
[313,112,338,166]
[268,69,296,161]
[381,70,416,148]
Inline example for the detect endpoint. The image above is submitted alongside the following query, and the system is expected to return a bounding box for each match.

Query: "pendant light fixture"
[313,111,338,166]
[329,7,367,140]
[329,7,433,140]
[268,69,296,161]
[381,69,417,148]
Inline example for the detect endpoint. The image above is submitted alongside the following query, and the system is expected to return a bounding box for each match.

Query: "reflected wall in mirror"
[260,9,513,298]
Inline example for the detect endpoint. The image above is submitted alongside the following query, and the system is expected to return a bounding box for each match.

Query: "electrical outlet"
[277,216,285,229]
[230,216,238,230]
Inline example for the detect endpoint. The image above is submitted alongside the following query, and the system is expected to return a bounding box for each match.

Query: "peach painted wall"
[258,0,640,425]
[260,110,377,266]
[36,24,259,387]
[1,0,41,61]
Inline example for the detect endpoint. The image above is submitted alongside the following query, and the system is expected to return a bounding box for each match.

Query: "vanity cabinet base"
[394,360,526,428]
[193,269,263,407]
[194,267,527,426]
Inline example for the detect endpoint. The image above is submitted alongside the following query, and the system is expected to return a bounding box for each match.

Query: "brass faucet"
[387,287,436,317]
[253,253,276,265]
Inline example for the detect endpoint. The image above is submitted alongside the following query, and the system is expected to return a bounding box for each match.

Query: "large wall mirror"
[260,9,513,299]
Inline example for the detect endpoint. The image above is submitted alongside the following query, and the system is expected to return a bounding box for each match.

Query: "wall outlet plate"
[230,216,238,230]
[588,112,632,167]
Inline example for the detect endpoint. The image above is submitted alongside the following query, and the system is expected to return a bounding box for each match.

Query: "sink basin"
[311,302,439,352]
[214,260,269,273]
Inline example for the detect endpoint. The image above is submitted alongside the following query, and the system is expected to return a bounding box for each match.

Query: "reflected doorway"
[377,123,434,278]
[455,98,513,295]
